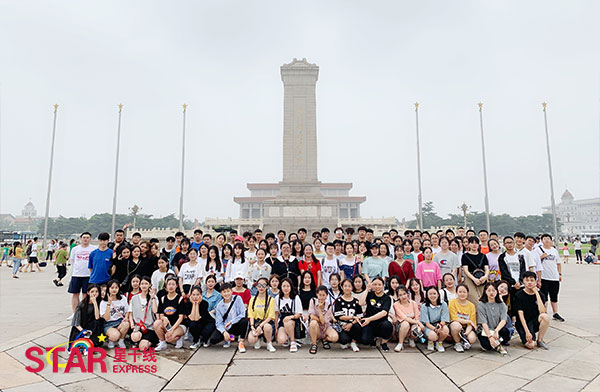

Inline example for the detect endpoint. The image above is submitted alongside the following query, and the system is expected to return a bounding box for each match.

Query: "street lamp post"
[178,104,187,232]
[111,104,124,235]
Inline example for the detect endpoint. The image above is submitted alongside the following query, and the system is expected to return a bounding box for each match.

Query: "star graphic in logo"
[98,333,107,343]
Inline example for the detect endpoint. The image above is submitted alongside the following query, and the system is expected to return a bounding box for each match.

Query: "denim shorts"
[104,319,124,334]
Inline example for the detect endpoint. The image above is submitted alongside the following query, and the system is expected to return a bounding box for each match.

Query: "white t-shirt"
[504,252,520,282]
[340,256,356,267]
[151,269,173,292]
[178,262,203,286]
[69,245,97,277]
[516,247,535,270]
[31,243,38,257]
[100,297,129,322]
[275,294,303,315]
[244,250,257,264]
[431,246,442,255]
[529,247,544,272]
[539,247,561,281]
[321,257,340,288]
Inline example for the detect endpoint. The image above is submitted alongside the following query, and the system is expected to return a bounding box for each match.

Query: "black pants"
[575,249,582,261]
[338,323,362,344]
[189,320,216,344]
[477,326,511,350]
[46,251,54,261]
[209,318,249,345]
[57,265,67,280]
[361,319,393,345]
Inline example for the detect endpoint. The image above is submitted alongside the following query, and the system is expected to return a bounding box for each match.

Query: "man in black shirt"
[514,271,551,350]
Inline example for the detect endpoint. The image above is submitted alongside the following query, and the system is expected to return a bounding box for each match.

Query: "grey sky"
[1,1,599,223]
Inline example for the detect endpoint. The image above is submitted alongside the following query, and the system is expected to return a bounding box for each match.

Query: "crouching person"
[100,279,130,349]
[128,276,159,350]
[514,271,550,350]
[209,283,248,352]
[154,276,188,350]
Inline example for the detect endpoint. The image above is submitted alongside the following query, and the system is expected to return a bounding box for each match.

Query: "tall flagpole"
[111,104,124,235]
[542,102,559,241]
[42,104,59,253]
[414,102,424,230]
[178,104,187,232]
[478,102,491,233]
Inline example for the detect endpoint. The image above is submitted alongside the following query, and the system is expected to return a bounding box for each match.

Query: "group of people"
[7,225,573,355]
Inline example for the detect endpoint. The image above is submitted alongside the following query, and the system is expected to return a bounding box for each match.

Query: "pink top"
[415,261,441,288]
[394,300,420,322]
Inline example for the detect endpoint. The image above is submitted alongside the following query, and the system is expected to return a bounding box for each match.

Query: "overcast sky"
[1,1,599,223]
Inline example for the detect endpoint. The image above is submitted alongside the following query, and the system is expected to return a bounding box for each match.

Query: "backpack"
[26,245,33,256]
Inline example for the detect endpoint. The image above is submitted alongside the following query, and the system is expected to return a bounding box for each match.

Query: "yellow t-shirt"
[247,295,276,321]
[448,298,476,324]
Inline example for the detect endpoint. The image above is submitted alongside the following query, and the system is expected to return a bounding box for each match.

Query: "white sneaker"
[156,341,168,351]
[350,342,360,352]
[290,342,298,353]
[266,342,276,353]
[66,314,74,321]
[202,342,209,348]
[254,340,261,350]
[340,344,348,350]
[427,341,435,351]
[408,339,416,348]
[175,337,184,349]
[107,341,115,349]
[223,341,231,348]
[117,339,126,349]
[190,342,200,349]
[454,343,464,352]
[394,343,403,352]
[436,342,445,352]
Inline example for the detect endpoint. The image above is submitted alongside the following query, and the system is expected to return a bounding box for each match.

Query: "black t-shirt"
[299,288,316,310]
[185,301,211,324]
[461,252,488,273]
[158,293,185,326]
[172,252,189,269]
[265,256,278,267]
[365,291,391,318]
[334,296,363,324]
[112,258,129,285]
[513,289,547,325]
[271,257,301,288]
[124,258,152,285]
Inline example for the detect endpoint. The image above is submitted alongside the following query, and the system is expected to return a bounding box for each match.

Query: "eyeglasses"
[257,283,267,289]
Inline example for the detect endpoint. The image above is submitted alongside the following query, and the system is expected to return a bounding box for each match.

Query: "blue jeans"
[12,258,21,275]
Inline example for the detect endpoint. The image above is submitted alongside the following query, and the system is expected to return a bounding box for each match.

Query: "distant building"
[544,190,600,237]
[21,201,37,218]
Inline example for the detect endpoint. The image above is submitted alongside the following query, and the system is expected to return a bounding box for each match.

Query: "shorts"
[68,276,90,294]
[141,329,159,346]
[516,320,540,344]
[540,279,560,303]
[253,320,276,337]
[29,256,39,264]
[104,319,124,334]
[168,324,188,334]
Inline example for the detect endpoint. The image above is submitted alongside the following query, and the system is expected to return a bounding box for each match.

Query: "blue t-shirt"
[88,248,114,284]
[190,241,203,251]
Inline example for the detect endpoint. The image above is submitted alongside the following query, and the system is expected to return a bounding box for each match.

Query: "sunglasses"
[257,283,267,289]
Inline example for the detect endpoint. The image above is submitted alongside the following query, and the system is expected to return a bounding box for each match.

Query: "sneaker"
[223,341,231,348]
[381,343,389,352]
[436,342,445,352]
[427,341,435,351]
[498,347,508,355]
[254,340,261,350]
[175,337,184,349]
[282,340,290,347]
[537,340,549,350]
[408,339,416,348]
[58,282,64,286]
[53,279,59,287]
[190,342,200,349]
[290,341,298,353]
[394,343,403,352]
[107,341,115,349]
[66,314,74,321]
[340,344,348,350]
[238,341,246,353]
[13,276,18,279]
[203,342,209,348]
[454,343,464,353]
[156,341,167,351]
[459,330,471,350]
[553,313,565,322]
[350,342,360,352]
[118,339,126,349]
[266,342,276,353]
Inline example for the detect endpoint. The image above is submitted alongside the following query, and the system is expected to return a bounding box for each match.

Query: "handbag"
[137,297,151,333]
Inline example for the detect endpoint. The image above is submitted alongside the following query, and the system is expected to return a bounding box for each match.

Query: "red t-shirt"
[298,258,321,285]
[388,259,415,286]
[480,245,490,255]
[232,288,251,305]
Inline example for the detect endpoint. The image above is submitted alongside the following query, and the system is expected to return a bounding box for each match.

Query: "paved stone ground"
[0,261,598,392]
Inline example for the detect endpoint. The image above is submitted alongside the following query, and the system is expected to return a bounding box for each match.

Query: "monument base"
[262,197,339,234]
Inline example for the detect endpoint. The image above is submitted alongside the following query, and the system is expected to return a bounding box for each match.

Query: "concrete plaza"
[0,262,598,392]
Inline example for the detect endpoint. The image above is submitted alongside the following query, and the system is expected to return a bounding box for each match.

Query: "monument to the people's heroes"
[232,58,367,233]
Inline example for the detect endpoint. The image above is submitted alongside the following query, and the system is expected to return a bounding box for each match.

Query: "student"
[448,284,478,352]
[151,256,173,293]
[155,277,188,351]
[190,229,203,250]
[416,247,442,290]
[538,234,564,322]
[232,271,251,306]
[161,236,176,262]
[247,277,277,352]
[111,246,131,287]
[411,238,424,269]
[407,278,424,307]
[299,271,317,313]
[123,246,152,292]
[514,232,536,272]
[245,236,259,264]
[202,275,222,319]
[478,230,490,254]
[393,285,425,352]
[327,273,342,305]
[268,275,281,298]
[197,244,209,270]
[362,243,388,283]
[128,276,159,350]
[352,275,366,300]
[461,237,489,304]
[68,232,98,315]
[88,232,114,286]
[248,248,272,295]
[386,276,401,303]
[53,242,69,286]
[10,242,24,279]
[69,284,103,348]
[126,275,141,303]
[274,242,301,289]
[225,243,249,284]
[495,280,515,336]
[485,239,502,282]
[265,243,280,266]
[513,271,550,350]
[208,282,247,351]
[308,285,339,354]
[359,277,393,352]
[221,243,233,272]
[339,242,360,280]
[498,236,526,296]
[100,279,130,349]
[298,244,322,286]
[321,243,342,287]
[420,286,450,352]
[186,286,215,349]
[388,246,414,286]
[203,246,224,286]
[379,242,392,266]
[334,279,362,352]
[291,239,304,260]
[439,273,458,303]
[171,238,191,274]
[433,236,459,278]
[275,278,304,352]
[477,282,509,355]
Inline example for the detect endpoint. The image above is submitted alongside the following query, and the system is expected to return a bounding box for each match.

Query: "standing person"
[339,243,360,280]
[485,239,502,282]
[25,237,41,272]
[151,256,174,293]
[161,236,176,265]
[171,238,190,275]
[10,241,24,279]
[46,239,56,261]
[514,232,536,272]
[478,230,490,254]
[272,242,301,289]
[298,244,322,286]
[561,242,570,264]
[448,284,478,352]
[247,277,277,352]
[128,276,159,351]
[393,285,425,352]
[461,237,489,304]
[190,229,203,250]
[209,283,247,351]
[68,232,97,316]
[224,243,249,284]
[334,279,363,352]
[53,242,69,286]
[416,247,442,290]
[178,248,203,297]
[154,277,188,350]
[320,243,341,288]
[88,233,114,286]
[477,283,509,355]
[362,243,388,283]
[248,248,272,295]
[573,238,582,263]
[498,236,527,299]
[100,280,130,348]
[514,271,551,349]
[433,237,460,279]
[308,285,338,354]
[203,246,224,286]
[275,278,304,353]
[186,286,215,349]
[420,286,450,352]
[359,277,393,352]
[1,243,9,267]
[388,246,414,286]
[538,234,564,322]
